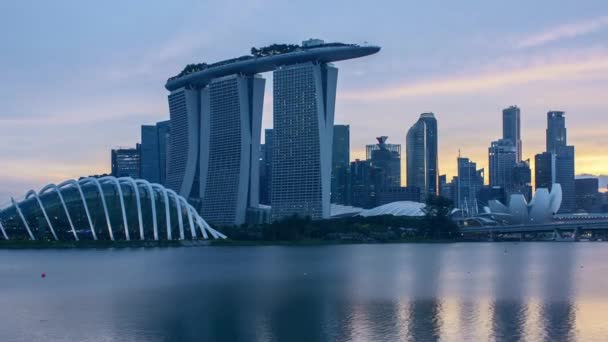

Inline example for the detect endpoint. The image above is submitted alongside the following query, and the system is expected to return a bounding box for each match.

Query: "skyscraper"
[271,62,337,220]
[539,111,575,213]
[534,147,575,213]
[140,120,170,184]
[502,106,522,162]
[111,145,141,178]
[164,40,379,225]
[349,159,377,209]
[166,74,266,226]
[488,139,516,189]
[331,125,350,204]
[406,113,438,200]
[199,75,266,225]
[456,157,484,216]
[511,160,532,201]
[438,174,453,200]
[535,152,555,190]
[366,136,401,189]
[575,178,601,213]
[546,111,567,153]
[259,129,273,205]
[555,145,575,213]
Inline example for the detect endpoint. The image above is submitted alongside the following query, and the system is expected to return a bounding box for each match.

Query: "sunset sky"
[0,0,607,203]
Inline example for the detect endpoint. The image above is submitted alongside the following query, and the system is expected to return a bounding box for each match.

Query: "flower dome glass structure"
[358,201,426,217]
[484,184,562,225]
[0,176,226,241]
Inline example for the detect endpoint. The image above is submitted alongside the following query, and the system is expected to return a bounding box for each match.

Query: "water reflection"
[539,245,577,342]
[490,243,529,341]
[407,246,443,341]
[0,244,606,341]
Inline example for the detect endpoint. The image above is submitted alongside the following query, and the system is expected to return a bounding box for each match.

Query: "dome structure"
[330,204,364,218]
[484,184,562,225]
[0,176,226,241]
[358,201,426,217]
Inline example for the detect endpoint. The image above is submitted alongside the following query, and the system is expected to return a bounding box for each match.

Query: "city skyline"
[1,1,608,204]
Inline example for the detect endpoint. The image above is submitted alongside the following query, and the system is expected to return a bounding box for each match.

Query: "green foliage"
[221,206,460,243]
[176,63,209,77]
[421,195,459,239]
[251,44,300,57]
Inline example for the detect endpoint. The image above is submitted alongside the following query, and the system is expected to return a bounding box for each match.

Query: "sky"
[0,0,607,204]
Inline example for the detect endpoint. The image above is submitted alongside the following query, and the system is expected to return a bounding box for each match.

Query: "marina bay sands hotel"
[165,39,380,226]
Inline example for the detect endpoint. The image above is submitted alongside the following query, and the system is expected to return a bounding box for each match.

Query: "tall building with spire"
[406,113,439,200]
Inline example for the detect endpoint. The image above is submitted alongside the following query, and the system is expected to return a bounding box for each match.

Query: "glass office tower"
[502,105,522,162]
[406,113,439,200]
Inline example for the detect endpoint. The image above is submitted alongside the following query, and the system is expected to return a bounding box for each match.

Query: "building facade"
[547,111,567,153]
[331,125,350,205]
[200,75,265,225]
[455,157,484,216]
[166,75,265,226]
[349,159,378,209]
[575,178,601,213]
[406,113,438,200]
[140,120,170,185]
[535,152,555,190]
[555,145,575,213]
[511,160,532,201]
[270,62,337,220]
[111,146,141,178]
[376,187,421,206]
[502,105,522,162]
[366,136,401,189]
[488,139,516,189]
[438,174,454,200]
[259,129,274,205]
[164,40,380,225]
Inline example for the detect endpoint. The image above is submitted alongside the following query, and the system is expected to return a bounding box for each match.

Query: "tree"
[423,195,459,238]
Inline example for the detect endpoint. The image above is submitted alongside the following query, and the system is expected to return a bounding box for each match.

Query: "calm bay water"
[1,243,608,341]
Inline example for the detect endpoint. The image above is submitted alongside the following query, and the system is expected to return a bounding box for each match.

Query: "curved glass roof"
[359,201,426,217]
[0,176,226,241]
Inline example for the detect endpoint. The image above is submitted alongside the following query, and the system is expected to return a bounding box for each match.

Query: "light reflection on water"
[0,243,607,341]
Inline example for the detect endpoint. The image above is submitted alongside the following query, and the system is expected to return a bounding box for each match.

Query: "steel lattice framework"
[0,176,226,241]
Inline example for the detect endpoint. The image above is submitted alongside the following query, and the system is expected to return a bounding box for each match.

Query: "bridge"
[461,220,608,241]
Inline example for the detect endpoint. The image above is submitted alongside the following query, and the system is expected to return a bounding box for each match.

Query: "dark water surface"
[1,243,608,341]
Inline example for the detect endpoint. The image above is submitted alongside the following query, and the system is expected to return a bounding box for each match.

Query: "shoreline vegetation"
[0,197,462,249]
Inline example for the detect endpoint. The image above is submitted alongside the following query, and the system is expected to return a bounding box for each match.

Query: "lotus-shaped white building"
[484,184,562,225]
[0,176,226,241]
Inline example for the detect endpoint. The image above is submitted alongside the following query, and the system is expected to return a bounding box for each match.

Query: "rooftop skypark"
[165,40,379,91]
[170,42,359,80]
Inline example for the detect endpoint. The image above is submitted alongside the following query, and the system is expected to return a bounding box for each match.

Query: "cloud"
[339,52,608,101]
[517,15,608,48]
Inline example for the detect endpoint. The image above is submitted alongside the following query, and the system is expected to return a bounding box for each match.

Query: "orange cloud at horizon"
[339,53,608,101]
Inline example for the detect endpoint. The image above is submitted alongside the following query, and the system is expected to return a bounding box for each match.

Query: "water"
[0,243,607,341]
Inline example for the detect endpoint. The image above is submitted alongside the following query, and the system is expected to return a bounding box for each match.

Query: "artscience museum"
[479,184,563,225]
[0,176,226,241]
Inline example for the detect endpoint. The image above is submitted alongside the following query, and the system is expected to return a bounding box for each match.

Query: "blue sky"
[1,0,607,203]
